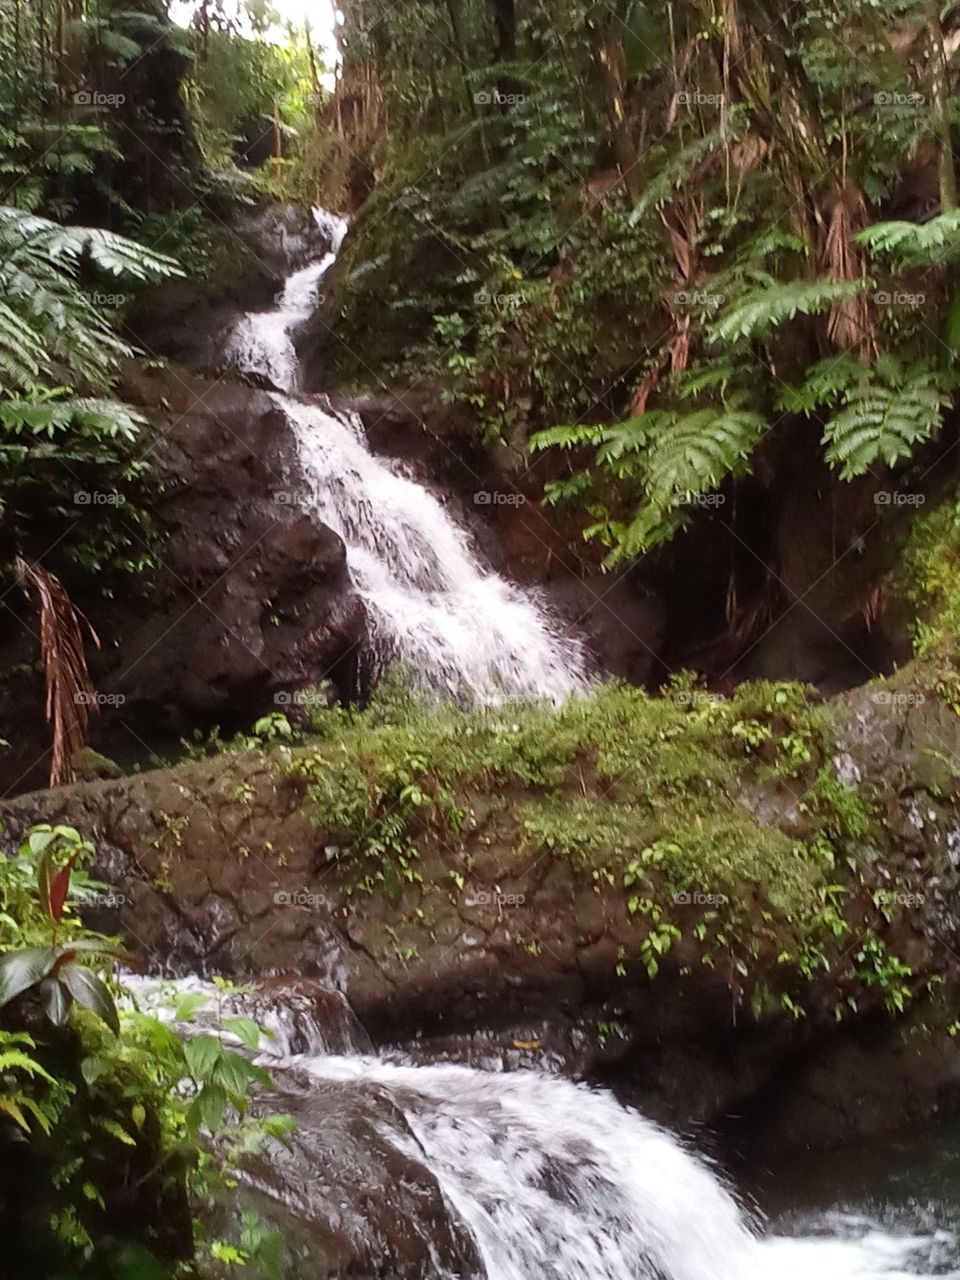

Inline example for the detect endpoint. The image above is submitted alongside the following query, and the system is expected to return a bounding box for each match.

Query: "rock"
[126,202,334,370]
[5,662,960,1150]
[0,364,366,793]
[70,747,122,782]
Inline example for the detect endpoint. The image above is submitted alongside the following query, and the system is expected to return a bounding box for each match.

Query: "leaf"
[214,1050,271,1096]
[0,948,56,1006]
[47,851,80,923]
[183,1034,222,1081]
[174,992,209,1021]
[0,1097,30,1132]
[40,977,70,1025]
[222,1017,261,1051]
[61,965,120,1034]
[710,279,866,344]
[196,1082,227,1132]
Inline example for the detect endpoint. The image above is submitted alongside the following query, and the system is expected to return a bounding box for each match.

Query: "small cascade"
[276,395,588,700]
[226,208,347,392]
[119,975,954,1280]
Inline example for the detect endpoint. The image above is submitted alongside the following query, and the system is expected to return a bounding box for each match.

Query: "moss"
[289,677,874,981]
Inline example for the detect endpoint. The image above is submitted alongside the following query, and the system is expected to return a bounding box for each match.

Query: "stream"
[212,210,960,1278]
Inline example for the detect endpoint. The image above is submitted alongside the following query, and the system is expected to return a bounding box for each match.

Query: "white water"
[204,215,953,1276]
[227,206,587,701]
[278,395,588,700]
[227,208,347,392]
[123,975,955,1279]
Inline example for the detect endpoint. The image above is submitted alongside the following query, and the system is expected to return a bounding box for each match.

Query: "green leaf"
[196,1082,227,1132]
[0,948,56,1006]
[40,977,70,1025]
[61,965,120,1034]
[622,0,665,76]
[183,1034,222,1081]
[214,1050,271,1096]
[222,1017,261,1051]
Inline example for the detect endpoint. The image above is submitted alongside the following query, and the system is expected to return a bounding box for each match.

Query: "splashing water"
[124,976,957,1280]
[277,394,588,701]
[227,209,347,392]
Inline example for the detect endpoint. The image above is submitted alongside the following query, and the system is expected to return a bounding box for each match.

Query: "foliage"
[0,821,293,1275]
[0,203,180,581]
[320,0,960,567]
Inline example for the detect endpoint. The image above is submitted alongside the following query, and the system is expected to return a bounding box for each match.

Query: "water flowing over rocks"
[5,666,960,1159]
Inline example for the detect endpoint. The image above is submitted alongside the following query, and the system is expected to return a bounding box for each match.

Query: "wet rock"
[239,1074,482,1278]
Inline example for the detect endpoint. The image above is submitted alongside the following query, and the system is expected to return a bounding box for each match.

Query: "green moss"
[895,492,960,663]
[289,676,874,981]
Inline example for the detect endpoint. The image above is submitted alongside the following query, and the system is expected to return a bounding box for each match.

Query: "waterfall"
[226,208,347,393]
[276,395,588,700]
[122,976,954,1280]
[226,206,586,701]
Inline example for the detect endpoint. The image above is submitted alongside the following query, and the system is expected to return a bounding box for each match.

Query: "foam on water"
[277,394,588,701]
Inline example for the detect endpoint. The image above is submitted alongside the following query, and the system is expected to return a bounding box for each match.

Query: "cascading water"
[124,976,957,1280]
[227,204,587,700]
[227,208,347,393]
[276,396,588,700]
[163,215,957,1278]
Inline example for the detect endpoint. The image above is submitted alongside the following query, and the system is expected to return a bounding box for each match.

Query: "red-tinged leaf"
[48,851,80,923]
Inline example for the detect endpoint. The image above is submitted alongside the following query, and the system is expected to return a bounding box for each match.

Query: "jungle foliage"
[320,0,960,562]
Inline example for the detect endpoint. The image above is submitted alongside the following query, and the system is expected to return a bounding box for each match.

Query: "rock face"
[126,203,334,370]
[4,665,960,1148]
[0,363,365,793]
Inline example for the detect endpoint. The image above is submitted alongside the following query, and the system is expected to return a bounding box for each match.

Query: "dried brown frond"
[15,557,100,788]
[824,185,877,358]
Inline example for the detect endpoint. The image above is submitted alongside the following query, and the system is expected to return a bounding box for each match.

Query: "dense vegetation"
[318,0,960,567]
[3,0,960,1273]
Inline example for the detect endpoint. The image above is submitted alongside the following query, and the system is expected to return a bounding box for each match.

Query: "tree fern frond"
[710,279,866,344]
[641,408,766,504]
[529,422,606,451]
[822,362,952,478]
[857,210,960,264]
[776,354,863,413]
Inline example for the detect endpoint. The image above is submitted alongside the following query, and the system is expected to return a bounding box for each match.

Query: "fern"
[710,279,866,344]
[640,407,765,506]
[821,360,953,479]
[776,354,863,414]
[857,210,960,265]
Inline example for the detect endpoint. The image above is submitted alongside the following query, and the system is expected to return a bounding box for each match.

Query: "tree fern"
[0,205,180,578]
[821,360,953,479]
[710,279,866,344]
[857,210,960,265]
